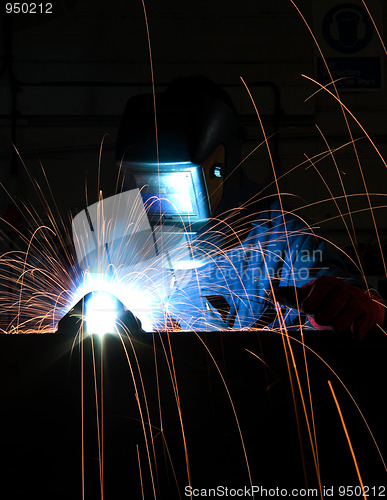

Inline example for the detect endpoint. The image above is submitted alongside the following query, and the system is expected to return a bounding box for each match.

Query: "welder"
[115,77,385,339]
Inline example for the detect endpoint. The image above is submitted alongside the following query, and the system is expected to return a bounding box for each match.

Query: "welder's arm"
[276,276,385,341]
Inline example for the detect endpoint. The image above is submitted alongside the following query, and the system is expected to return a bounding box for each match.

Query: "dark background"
[1,0,387,249]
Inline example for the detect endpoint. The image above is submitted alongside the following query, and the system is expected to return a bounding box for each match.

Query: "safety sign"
[313,0,383,90]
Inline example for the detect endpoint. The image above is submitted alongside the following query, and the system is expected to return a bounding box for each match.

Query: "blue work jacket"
[157,200,355,332]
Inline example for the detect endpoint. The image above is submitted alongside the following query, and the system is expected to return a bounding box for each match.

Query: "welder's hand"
[277,276,385,341]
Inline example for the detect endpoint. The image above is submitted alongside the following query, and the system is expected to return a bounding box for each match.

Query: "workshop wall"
[0,0,386,258]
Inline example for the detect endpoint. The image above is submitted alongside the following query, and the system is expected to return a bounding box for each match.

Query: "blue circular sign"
[322,3,373,54]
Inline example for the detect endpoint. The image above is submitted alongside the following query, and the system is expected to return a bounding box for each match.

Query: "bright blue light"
[139,161,194,167]
[85,291,118,336]
[69,271,156,333]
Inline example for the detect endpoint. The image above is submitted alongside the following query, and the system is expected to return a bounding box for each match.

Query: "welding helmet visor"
[125,162,210,229]
[116,85,240,229]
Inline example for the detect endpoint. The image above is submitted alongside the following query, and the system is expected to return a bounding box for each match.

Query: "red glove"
[277,276,385,341]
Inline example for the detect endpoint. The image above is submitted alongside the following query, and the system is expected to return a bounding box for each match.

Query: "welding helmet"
[115,77,243,230]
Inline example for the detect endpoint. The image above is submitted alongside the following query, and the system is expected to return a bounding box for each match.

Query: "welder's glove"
[278,276,385,341]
